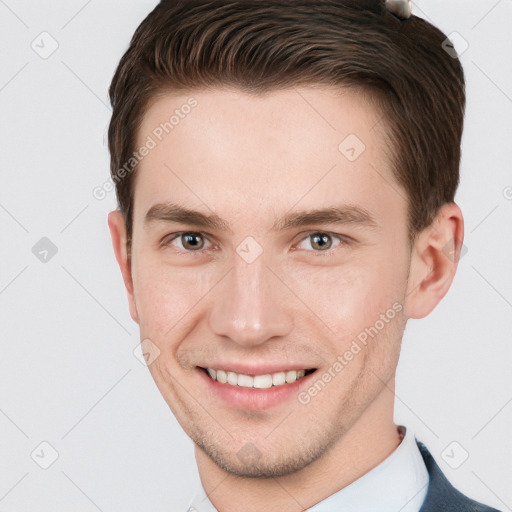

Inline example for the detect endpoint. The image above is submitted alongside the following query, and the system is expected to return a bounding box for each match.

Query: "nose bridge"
[208,250,293,346]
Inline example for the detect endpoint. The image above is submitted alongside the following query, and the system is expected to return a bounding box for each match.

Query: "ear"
[405,202,464,319]
[108,210,139,324]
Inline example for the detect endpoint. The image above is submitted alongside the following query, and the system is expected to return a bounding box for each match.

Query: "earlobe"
[108,210,139,324]
[405,203,464,319]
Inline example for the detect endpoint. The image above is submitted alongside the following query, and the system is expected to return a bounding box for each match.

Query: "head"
[108,0,465,478]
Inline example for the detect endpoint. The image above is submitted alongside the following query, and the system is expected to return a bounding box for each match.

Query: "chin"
[193,424,337,479]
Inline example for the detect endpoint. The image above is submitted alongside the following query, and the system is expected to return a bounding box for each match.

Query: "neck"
[195,382,400,512]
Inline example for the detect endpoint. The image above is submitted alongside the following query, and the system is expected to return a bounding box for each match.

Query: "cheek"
[283,248,407,343]
[132,257,217,341]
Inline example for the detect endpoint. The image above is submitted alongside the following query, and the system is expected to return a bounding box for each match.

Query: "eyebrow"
[145,203,232,232]
[144,202,379,233]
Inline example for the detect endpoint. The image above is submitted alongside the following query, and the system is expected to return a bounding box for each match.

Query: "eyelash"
[161,231,349,257]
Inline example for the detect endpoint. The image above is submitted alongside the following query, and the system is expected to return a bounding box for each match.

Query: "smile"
[202,367,315,389]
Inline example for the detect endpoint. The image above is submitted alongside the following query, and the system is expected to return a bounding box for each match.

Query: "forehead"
[133,86,405,228]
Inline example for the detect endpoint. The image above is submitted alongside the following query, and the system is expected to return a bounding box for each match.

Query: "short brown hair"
[108,0,465,245]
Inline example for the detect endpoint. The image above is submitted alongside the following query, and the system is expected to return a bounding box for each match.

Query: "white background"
[0,1,511,511]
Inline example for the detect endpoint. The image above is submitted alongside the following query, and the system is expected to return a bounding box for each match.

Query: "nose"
[208,251,294,347]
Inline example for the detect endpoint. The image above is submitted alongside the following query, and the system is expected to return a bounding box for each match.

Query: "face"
[115,86,414,477]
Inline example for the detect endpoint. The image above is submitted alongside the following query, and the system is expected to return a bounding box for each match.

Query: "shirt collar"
[187,426,429,512]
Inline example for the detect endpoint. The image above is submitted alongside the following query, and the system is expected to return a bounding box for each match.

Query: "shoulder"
[417,441,502,512]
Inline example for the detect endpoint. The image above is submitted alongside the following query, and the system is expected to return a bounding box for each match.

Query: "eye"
[161,231,348,256]
[163,232,213,252]
[296,232,345,253]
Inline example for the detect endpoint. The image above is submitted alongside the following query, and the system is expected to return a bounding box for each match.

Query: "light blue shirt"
[187,426,429,512]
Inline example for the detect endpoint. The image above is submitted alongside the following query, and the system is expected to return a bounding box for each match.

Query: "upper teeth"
[206,368,307,389]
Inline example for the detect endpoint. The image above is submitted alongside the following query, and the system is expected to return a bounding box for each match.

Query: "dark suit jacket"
[417,441,502,512]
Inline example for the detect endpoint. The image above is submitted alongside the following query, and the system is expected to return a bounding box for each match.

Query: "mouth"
[199,367,316,389]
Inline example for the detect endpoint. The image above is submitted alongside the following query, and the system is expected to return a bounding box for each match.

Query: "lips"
[197,365,317,410]
[200,367,315,389]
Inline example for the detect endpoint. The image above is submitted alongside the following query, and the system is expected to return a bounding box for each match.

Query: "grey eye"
[181,232,205,250]
[309,233,333,251]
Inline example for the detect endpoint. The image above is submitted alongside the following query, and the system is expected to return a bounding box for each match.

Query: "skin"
[109,86,464,512]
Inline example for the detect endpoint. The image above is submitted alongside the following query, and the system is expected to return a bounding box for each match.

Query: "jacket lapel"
[417,441,501,512]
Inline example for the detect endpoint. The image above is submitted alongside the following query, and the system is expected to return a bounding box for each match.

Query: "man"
[107,0,501,510]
